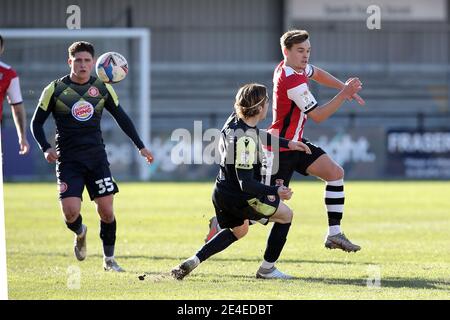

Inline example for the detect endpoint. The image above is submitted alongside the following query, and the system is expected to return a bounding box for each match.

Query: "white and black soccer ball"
[96,52,128,84]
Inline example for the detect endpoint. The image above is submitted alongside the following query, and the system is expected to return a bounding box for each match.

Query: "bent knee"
[98,209,115,223]
[287,208,294,222]
[282,208,294,224]
[62,206,80,223]
[329,165,344,181]
[337,166,345,179]
[62,204,80,223]
[232,221,249,239]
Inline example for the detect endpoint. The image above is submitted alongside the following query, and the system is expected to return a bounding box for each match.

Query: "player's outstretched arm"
[308,77,362,124]
[106,104,154,164]
[11,103,30,155]
[259,130,311,154]
[287,140,311,154]
[234,135,292,199]
[237,168,293,199]
[310,66,365,106]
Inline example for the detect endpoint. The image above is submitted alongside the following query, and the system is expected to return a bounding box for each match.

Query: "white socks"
[190,255,201,267]
[325,179,345,236]
[260,260,275,270]
[328,225,342,236]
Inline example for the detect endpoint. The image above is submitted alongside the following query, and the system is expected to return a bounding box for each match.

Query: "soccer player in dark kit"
[172,83,312,280]
[31,41,154,272]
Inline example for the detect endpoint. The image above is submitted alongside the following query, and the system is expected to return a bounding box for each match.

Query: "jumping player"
[267,30,363,252]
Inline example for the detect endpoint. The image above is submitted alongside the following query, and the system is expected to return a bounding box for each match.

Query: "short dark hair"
[280,30,309,50]
[234,83,268,119]
[0,35,4,49]
[68,41,94,58]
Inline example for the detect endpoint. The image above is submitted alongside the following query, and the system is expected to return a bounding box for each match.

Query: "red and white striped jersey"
[0,61,23,121]
[268,61,317,151]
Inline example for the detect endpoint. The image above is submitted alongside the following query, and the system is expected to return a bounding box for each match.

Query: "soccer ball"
[95,52,128,84]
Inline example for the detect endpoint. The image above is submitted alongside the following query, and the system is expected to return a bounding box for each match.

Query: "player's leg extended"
[306,154,361,252]
[60,197,87,261]
[171,221,247,280]
[197,220,247,263]
[256,201,294,279]
[94,195,124,272]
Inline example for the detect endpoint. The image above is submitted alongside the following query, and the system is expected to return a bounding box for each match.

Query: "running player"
[171,83,312,280]
[31,41,154,271]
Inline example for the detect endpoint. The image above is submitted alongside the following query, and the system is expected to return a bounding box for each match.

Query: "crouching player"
[171,83,311,280]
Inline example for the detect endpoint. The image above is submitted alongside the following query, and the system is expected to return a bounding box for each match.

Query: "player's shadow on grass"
[136,271,449,290]
[30,252,449,290]
[122,255,374,266]
[194,274,449,290]
[299,276,449,290]
[31,252,374,265]
[32,252,373,266]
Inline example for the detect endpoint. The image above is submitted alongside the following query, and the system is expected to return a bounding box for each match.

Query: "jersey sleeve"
[105,83,119,108]
[286,80,318,114]
[235,135,257,170]
[235,135,279,196]
[32,82,56,153]
[259,130,290,149]
[6,75,23,105]
[106,103,145,150]
[37,81,56,111]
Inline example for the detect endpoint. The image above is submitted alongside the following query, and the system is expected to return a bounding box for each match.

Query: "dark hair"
[68,41,94,58]
[280,30,309,50]
[234,83,268,119]
[0,35,4,48]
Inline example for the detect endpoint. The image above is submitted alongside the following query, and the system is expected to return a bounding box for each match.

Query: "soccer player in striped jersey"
[172,83,312,280]
[0,35,30,155]
[267,30,362,252]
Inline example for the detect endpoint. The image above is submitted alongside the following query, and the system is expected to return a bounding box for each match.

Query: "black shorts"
[212,187,280,229]
[56,158,119,201]
[270,139,326,187]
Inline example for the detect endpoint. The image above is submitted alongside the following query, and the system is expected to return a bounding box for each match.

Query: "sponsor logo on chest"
[71,100,94,121]
[88,86,99,97]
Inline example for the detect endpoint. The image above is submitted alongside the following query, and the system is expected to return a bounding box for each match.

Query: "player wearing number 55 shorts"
[31,41,154,272]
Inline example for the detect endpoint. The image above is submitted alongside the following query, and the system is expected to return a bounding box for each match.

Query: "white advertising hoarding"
[287,0,447,21]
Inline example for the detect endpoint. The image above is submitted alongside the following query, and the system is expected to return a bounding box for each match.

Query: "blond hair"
[234,83,268,119]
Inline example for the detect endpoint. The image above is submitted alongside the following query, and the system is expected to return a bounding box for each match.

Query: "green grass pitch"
[4,181,450,299]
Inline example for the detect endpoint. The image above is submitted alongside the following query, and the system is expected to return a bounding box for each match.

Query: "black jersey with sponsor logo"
[215,113,279,202]
[32,75,143,162]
